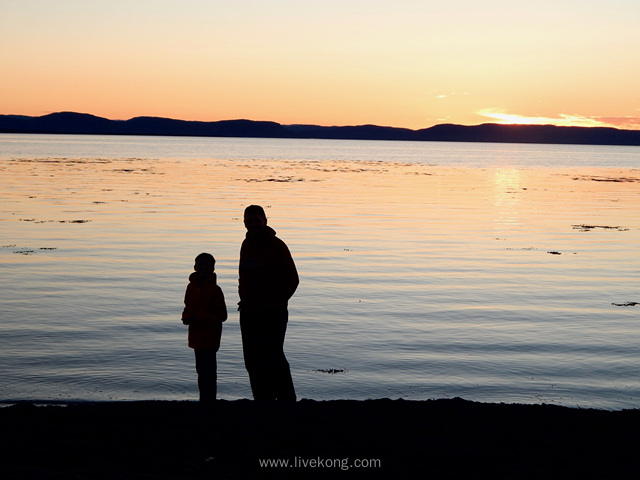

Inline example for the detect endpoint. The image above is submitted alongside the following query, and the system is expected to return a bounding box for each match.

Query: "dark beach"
[2,398,639,479]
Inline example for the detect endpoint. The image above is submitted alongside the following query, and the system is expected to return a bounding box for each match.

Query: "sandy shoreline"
[2,398,639,479]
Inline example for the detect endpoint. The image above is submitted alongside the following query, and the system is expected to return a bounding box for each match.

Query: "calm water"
[1,134,639,409]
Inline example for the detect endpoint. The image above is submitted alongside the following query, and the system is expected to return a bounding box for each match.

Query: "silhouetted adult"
[238,205,299,401]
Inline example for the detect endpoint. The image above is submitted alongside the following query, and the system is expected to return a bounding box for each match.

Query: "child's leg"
[194,348,217,403]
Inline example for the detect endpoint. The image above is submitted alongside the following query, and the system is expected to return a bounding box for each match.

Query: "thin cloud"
[591,116,640,130]
[435,92,468,99]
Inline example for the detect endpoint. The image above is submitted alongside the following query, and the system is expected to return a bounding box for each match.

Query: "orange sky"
[2,0,639,130]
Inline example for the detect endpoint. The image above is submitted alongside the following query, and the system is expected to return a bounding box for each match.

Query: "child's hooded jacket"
[182,272,227,350]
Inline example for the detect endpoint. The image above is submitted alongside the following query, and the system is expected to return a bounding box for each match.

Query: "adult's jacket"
[239,226,299,310]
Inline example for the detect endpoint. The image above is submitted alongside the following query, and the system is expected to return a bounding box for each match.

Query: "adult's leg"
[240,310,274,400]
[240,308,296,401]
[269,308,296,401]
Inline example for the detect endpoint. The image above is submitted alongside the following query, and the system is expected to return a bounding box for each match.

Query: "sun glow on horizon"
[477,110,640,131]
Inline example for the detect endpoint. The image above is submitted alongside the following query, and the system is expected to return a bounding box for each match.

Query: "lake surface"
[1,134,639,409]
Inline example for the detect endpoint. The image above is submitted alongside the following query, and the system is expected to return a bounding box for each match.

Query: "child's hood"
[188,271,218,285]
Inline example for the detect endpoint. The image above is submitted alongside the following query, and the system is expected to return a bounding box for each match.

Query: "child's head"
[194,252,216,277]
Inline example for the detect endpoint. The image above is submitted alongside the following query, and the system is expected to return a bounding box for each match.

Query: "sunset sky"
[2,0,639,130]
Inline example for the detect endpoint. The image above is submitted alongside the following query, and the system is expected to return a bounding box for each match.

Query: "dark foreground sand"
[2,398,639,479]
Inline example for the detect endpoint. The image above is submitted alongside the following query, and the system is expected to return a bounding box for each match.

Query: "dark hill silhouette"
[1,111,640,146]
[0,112,118,135]
[123,116,209,136]
[0,112,292,138]
[414,123,640,145]
[286,124,416,141]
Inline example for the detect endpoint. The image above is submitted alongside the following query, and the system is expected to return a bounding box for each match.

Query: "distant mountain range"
[2,111,640,146]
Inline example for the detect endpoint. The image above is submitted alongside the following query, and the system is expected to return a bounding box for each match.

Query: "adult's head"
[244,205,267,233]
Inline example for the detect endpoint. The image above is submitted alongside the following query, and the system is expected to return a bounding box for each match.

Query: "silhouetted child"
[182,253,227,403]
